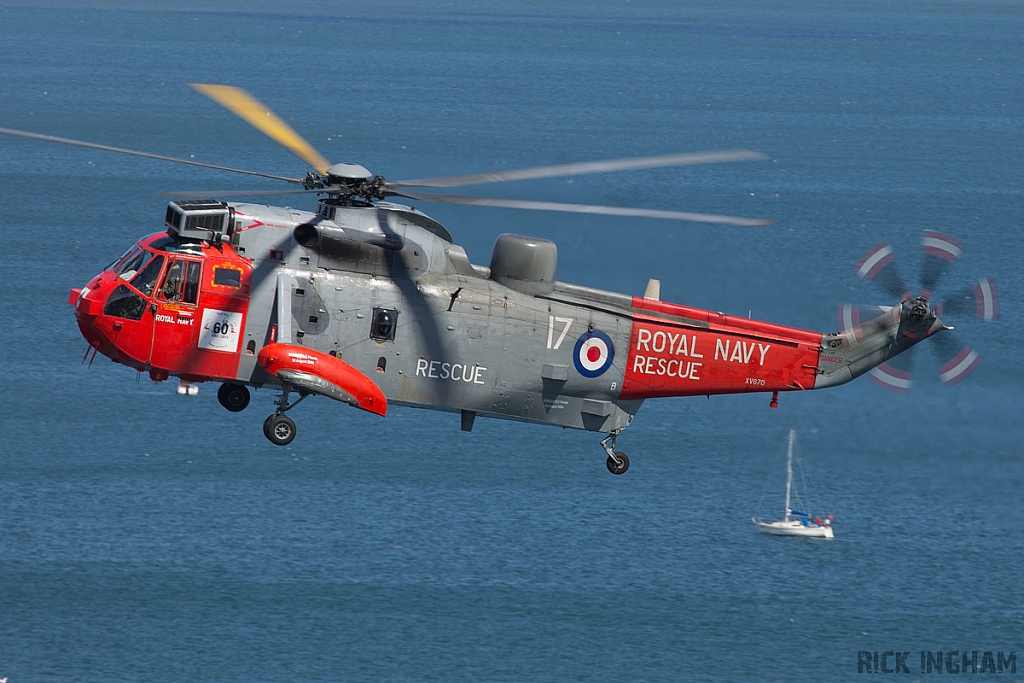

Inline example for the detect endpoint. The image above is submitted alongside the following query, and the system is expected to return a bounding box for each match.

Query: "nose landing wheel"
[600,431,630,475]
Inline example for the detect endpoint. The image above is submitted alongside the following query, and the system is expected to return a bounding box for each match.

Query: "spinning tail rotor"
[842,231,998,392]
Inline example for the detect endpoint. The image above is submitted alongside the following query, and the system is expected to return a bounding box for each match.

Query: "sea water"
[0,2,1022,681]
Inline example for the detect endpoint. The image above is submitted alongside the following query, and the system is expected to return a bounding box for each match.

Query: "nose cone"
[70,272,136,365]
[71,278,106,344]
[71,281,105,318]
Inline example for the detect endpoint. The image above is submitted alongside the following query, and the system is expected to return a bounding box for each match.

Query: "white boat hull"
[753,430,834,539]
[752,517,834,539]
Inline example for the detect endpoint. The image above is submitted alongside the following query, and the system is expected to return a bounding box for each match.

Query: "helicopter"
[0,84,951,474]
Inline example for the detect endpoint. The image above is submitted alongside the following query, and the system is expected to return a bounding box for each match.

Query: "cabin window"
[370,308,398,341]
[213,266,241,288]
[104,284,146,321]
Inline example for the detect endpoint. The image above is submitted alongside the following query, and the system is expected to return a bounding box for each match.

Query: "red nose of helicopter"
[67,211,252,385]
[69,271,127,366]
[68,235,176,377]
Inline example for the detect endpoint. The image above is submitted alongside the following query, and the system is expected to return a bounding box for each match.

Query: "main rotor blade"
[0,126,303,184]
[389,150,768,189]
[188,83,332,175]
[389,189,770,226]
[161,188,329,198]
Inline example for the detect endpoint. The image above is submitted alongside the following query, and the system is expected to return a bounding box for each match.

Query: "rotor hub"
[325,162,372,183]
[302,164,389,204]
[902,296,932,325]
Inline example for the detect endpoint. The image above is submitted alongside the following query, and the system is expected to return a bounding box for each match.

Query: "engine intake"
[294,221,404,251]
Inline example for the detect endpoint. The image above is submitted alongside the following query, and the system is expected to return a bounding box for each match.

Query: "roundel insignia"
[573,329,615,378]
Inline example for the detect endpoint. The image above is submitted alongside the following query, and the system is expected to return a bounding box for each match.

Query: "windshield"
[150,234,203,255]
[105,245,136,272]
[105,234,201,277]
[117,249,153,281]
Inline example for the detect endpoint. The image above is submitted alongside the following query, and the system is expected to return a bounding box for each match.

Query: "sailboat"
[752,429,834,539]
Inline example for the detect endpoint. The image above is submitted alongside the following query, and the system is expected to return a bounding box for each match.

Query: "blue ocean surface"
[0,2,1022,681]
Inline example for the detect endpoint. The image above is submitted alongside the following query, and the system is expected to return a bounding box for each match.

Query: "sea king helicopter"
[1,85,957,474]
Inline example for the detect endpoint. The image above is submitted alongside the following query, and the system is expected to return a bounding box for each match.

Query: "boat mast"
[784,429,795,522]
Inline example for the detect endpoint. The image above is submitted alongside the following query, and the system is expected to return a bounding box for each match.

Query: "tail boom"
[620,297,822,400]
[815,297,945,389]
[618,296,943,400]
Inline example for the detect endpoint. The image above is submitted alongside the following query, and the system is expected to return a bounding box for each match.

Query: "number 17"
[547,316,573,349]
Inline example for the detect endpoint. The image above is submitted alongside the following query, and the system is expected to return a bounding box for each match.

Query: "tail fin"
[815,297,947,389]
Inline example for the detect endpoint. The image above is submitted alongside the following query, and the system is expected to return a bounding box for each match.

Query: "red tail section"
[621,298,822,400]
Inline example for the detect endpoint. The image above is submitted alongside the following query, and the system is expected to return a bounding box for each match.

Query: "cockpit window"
[106,245,138,272]
[183,261,201,304]
[104,284,146,321]
[129,254,165,297]
[117,249,151,281]
[159,260,201,304]
[159,260,185,301]
[151,234,203,255]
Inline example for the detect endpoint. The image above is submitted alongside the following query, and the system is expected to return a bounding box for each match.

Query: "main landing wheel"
[217,383,250,412]
[606,451,630,475]
[264,414,296,446]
